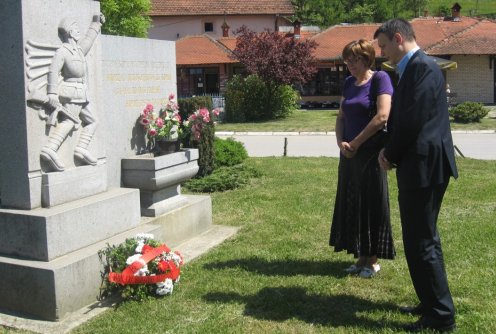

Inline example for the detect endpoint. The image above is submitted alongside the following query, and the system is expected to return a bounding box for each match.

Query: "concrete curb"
[216,130,495,136]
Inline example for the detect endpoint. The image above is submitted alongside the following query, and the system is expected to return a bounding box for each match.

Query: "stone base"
[0,194,213,322]
[0,223,162,321]
[42,163,107,208]
[0,188,140,261]
[0,225,239,333]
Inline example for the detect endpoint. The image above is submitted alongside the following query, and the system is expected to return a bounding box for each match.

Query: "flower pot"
[156,139,180,155]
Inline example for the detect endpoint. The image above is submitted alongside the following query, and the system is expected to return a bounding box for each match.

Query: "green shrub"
[183,164,261,193]
[214,137,248,168]
[193,123,215,177]
[449,101,488,123]
[224,74,299,122]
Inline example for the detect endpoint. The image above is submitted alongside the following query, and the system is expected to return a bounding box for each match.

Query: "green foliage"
[100,0,151,38]
[225,74,299,122]
[292,0,496,26]
[450,101,489,123]
[98,236,161,301]
[194,124,216,177]
[214,137,248,168]
[178,96,213,122]
[183,164,261,192]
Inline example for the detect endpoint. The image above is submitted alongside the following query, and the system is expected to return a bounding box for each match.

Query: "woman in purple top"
[329,39,396,278]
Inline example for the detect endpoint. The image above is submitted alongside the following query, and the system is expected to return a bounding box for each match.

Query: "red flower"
[157,260,170,273]
[141,244,154,254]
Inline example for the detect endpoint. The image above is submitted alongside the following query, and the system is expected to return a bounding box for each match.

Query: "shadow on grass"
[203,257,353,278]
[203,287,401,330]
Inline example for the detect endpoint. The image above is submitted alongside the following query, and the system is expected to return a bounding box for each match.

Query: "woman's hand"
[340,141,356,158]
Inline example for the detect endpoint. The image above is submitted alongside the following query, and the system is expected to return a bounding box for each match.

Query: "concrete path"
[216,130,496,160]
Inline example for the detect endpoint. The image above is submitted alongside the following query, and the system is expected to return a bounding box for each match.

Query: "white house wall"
[447,55,494,104]
[149,15,283,40]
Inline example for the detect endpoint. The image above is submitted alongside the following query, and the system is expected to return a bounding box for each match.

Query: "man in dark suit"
[374,19,458,332]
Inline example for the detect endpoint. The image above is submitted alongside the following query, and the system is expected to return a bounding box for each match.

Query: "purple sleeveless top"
[341,71,393,143]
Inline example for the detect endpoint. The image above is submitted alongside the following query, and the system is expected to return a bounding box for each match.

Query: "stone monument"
[0,0,226,323]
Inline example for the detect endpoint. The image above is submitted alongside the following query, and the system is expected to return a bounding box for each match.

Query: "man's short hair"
[374,18,416,41]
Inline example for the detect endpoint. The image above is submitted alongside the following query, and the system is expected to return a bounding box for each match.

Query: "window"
[204,22,214,32]
[297,66,346,96]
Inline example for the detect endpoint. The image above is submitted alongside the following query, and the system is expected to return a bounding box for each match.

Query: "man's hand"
[378,148,393,170]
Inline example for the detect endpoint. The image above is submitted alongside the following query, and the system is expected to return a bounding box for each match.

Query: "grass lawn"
[428,0,496,16]
[216,108,496,133]
[65,157,496,334]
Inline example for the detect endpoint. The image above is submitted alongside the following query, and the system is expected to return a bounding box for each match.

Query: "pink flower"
[143,103,153,115]
[148,128,157,136]
[155,117,164,128]
[140,117,150,126]
[213,108,220,117]
[173,112,181,122]
[168,93,175,101]
[199,108,210,122]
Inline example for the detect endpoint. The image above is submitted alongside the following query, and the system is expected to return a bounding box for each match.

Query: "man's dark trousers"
[398,177,455,322]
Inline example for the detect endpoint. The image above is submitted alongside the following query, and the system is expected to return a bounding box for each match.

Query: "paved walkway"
[216,130,496,160]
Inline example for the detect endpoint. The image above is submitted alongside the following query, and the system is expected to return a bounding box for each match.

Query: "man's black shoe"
[399,304,423,316]
[403,317,456,333]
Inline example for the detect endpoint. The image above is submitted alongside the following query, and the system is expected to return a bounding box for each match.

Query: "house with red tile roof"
[149,0,294,41]
[151,2,496,104]
[301,13,496,105]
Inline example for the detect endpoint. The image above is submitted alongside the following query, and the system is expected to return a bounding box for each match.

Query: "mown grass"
[427,0,496,16]
[216,109,496,132]
[66,157,496,334]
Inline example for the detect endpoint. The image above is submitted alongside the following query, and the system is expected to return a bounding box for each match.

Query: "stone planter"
[122,149,199,216]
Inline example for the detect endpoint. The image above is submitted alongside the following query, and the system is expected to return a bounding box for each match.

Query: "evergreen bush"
[214,137,248,168]
[449,101,488,123]
[183,164,261,193]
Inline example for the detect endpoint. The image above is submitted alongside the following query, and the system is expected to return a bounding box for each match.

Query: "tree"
[100,0,152,38]
[232,26,317,119]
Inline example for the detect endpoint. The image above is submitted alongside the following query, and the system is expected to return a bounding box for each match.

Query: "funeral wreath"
[98,233,183,301]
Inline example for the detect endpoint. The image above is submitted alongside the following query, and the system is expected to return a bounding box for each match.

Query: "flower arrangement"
[139,93,182,144]
[98,233,183,301]
[185,107,220,141]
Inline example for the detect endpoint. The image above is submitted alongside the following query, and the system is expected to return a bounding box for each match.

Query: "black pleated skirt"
[329,146,396,259]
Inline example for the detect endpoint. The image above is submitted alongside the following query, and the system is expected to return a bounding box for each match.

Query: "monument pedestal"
[0,188,141,320]
[122,149,200,217]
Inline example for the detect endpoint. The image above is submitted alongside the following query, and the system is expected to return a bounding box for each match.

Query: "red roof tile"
[309,17,496,61]
[150,0,295,16]
[411,16,480,49]
[310,24,382,61]
[176,35,237,65]
[426,20,496,55]
[217,37,237,51]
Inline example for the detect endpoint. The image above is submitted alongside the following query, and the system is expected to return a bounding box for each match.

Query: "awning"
[381,56,457,71]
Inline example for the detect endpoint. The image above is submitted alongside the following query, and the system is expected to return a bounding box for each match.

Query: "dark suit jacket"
[384,50,458,190]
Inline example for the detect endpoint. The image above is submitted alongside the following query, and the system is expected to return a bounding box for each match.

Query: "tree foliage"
[291,0,427,26]
[231,26,316,120]
[232,26,317,87]
[100,0,152,37]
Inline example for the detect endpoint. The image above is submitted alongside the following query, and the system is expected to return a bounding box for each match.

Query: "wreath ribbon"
[108,244,180,285]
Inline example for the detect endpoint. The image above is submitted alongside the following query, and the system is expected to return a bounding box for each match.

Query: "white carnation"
[156,278,174,295]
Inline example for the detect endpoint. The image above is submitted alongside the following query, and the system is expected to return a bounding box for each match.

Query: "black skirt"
[329,146,395,259]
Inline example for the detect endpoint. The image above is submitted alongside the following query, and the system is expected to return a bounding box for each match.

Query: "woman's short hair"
[342,39,376,68]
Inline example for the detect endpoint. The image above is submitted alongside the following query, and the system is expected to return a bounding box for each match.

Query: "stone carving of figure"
[34,14,105,172]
